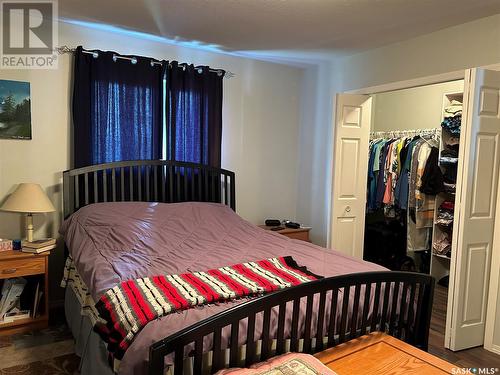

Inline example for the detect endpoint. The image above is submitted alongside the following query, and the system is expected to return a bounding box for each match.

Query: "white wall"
[0,20,303,301]
[339,14,500,91]
[295,61,335,245]
[372,80,464,132]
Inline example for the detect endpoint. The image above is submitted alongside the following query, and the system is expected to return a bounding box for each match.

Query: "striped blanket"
[95,256,320,360]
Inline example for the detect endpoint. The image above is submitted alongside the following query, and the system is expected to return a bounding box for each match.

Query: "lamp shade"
[1,183,56,213]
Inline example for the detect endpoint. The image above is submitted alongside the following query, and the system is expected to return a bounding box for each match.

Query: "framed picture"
[0,79,31,140]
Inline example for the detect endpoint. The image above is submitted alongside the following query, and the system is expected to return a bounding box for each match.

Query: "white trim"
[330,69,466,250]
[346,70,465,95]
[345,62,500,96]
[486,345,500,356]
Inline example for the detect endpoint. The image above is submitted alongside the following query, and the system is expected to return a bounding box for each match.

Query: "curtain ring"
[131,57,137,65]
[112,54,117,62]
[92,52,99,58]
[197,68,203,74]
[217,70,223,77]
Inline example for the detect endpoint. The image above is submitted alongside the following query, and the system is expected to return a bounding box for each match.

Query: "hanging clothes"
[421,147,445,194]
[366,131,443,255]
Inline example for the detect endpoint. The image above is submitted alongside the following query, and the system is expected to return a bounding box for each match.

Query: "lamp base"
[26,213,34,242]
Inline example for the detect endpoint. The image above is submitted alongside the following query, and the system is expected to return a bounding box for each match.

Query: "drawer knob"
[2,268,17,274]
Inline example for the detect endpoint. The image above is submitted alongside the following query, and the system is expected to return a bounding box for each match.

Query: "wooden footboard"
[148,271,434,375]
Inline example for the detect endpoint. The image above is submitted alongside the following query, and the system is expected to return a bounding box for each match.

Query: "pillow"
[215,352,337,374]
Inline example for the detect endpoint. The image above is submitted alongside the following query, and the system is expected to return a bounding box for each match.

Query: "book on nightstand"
[21,244,54,254]
[22,238,56,248]
[21,238,55,253]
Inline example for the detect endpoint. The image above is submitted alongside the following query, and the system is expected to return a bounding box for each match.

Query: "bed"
[61,160,434,375]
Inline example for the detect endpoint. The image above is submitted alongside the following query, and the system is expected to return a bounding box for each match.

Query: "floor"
[428,285,500,369]
[0,287,499,374]
[0,315,79,375]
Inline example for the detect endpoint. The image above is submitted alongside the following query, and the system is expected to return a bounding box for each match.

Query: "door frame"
[331,63,500,249]
[330,63,500,352]
[329,69,466,251]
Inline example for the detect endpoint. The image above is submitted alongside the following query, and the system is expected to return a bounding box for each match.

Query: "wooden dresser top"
[315,332,455,375]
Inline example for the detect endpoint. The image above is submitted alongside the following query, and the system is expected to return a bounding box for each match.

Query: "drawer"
[0,257,45,279]
[283,231,310,242]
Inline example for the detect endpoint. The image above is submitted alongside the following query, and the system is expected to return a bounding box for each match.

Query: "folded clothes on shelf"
[443,165,457,183]
[436,201,455,227]
[433,231,451,256]
[445,136,460,147]
[443,100,462,118]
[440,201,455,211]
[443,182,456,193]
[440,157,458,164]
[441,148,458,158]
[441,114,462,135]
[436,217,453,226]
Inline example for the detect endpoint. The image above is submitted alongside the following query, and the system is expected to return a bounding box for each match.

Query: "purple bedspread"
[60,202,385,374]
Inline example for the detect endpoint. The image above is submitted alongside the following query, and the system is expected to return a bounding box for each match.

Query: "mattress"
[60,202,385,375]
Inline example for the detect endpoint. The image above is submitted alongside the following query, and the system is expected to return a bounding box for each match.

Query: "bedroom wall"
[0,20,303,303]
[339,14,500,91]
[371,80,465,132]
[296,61,335,246]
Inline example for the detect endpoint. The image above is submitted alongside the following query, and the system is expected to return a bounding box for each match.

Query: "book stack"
[0,277,27,321]
[22,238,55,254]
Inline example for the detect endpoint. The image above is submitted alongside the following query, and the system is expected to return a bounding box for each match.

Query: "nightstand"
[0,249,52,335]
[259,225,312,242]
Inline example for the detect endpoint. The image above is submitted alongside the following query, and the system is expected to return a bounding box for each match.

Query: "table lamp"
[0,183,56,242]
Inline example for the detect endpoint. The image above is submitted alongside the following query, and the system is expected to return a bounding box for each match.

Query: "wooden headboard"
[62,160,235,218]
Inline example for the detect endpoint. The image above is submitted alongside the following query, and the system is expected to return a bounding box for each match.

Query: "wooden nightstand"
[259,225,312,242]
[0,249,52,335]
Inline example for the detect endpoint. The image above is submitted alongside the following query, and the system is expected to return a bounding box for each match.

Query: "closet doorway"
[365,80,463,277]
[330,68,500,354]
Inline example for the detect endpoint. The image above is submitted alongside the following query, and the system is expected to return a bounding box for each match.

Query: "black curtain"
[72,46,165,168]
[166,62,224,167]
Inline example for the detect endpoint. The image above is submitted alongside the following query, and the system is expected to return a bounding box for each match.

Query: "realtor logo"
[1,0,58,69]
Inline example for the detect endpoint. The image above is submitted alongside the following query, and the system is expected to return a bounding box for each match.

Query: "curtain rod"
[55,45,235,79]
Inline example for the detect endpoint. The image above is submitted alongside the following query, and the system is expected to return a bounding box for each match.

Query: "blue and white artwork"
[0,79,31,139]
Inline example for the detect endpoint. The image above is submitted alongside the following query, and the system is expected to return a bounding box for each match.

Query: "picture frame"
[0,79,31,140]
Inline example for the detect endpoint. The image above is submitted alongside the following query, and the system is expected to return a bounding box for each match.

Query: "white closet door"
[330,94,372,258]
[446,68,500,350]
[484,175,500,355]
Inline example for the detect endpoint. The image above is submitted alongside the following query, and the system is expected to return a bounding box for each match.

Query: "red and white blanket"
[95,256,320,360]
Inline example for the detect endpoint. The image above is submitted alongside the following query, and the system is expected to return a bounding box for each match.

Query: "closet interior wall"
[364,80,464,275]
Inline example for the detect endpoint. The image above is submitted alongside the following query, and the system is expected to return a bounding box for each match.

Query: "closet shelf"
[441,190,456,195]
[433,253,451,260]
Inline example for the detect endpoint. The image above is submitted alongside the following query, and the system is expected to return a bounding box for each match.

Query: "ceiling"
[59,0,500,59]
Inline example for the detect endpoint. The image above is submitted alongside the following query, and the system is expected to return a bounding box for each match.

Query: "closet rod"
[370,128,440,139]
[54,45,235,78]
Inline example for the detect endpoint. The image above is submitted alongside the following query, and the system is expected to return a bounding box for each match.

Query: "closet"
[330,68,500,354]
[364,81,463,277]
